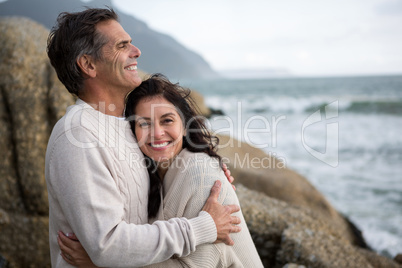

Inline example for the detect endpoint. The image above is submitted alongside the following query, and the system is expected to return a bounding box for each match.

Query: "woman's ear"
[77,54,96,78]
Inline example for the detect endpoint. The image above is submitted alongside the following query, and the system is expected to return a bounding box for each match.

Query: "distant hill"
[0,0,219,79]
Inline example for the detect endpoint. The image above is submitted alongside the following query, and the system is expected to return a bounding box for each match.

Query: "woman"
[59,74,263,267]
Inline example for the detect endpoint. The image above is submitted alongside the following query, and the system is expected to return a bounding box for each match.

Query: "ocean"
[181,75,402,258]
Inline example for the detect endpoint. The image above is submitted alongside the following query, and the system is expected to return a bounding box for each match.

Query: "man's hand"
[222,163,236,190]
[57,231,98,268]
[202,180,241,246]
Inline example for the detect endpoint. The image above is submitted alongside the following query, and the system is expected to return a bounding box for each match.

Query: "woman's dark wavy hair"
[124,74,221,218]
[47,7,118,96]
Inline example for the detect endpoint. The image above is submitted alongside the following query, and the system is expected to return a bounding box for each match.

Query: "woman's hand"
[222,163,236,191]
[202,180,241,245]
[57,231,98,268]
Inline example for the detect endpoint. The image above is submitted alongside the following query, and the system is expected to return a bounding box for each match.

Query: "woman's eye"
[163,119,173,124]
[138,121,150,128]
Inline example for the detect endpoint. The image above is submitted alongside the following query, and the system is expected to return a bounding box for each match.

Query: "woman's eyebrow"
[135,116,150,121]
[161,112,176,118]
[135,112,176,121]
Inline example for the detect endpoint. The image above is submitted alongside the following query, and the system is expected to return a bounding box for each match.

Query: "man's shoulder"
[50,102,90,136]
[48,101,102,149]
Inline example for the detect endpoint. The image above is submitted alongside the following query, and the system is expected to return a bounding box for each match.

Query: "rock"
[394,253,402,264]
[188,90,212,117]
[0,16,73,215]
[216,133,368,248]
[0,254,9,268]
[0,16,74,268]
[358,248,402,268]
[282,264,306,268]
[0,208,10,226]
[236,184,401,268]
[278,225,372,268]
[0,214,49,268]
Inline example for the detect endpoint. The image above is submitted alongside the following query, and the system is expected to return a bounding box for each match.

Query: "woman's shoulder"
[178,148,208,159]
[165,149,236,205]
[176,149,221,171]
[165,149,223,181]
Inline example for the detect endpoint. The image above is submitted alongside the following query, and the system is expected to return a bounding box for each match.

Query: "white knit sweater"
[45,99,216,267]
[146,149,263,268]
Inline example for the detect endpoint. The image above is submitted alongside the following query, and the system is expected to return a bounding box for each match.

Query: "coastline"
[0,16,401,267]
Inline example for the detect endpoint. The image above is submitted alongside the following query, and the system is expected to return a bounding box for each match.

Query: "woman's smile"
[149,141,170,149]
[134,96,185,166]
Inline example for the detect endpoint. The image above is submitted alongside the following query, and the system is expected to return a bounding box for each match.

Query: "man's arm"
[48,129,239,267]
[56,181,240,267]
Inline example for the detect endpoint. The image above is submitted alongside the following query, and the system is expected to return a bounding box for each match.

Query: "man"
[45,7,240,267]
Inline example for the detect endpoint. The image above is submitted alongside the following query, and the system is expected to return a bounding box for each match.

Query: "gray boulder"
[216,133,367,248]
[236,184,401,268]
[0,16,74,267]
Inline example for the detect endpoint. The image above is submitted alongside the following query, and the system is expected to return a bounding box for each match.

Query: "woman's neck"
[157,166,168,180]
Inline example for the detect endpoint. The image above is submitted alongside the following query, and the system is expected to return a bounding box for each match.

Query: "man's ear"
[77,54,96,78]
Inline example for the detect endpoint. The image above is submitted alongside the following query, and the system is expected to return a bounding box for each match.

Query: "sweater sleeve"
[46,126,215,267]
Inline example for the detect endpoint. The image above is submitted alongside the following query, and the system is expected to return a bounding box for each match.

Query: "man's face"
[94,20,142,95]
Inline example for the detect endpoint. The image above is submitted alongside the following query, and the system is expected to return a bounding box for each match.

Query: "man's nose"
[129,43,141,58]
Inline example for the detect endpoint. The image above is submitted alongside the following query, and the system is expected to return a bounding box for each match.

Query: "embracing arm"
[48,129,239,267]
[57,179,240,267]
[47,131,215,267]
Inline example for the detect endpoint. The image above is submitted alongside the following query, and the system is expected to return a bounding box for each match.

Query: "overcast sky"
[107,0,402,77]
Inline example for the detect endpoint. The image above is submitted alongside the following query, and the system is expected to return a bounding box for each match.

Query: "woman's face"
[134,96,185,166]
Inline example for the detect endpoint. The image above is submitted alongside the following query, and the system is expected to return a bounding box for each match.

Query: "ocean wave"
[199,76,402,258]
[344,100,402,115]
[305,99,402,115]
[207,95,402,116]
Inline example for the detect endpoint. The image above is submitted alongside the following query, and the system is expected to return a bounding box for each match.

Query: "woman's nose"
[152,124,164,138]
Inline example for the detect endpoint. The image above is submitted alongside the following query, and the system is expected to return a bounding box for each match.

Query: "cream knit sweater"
[146,149,263,268]
[45,99,216,267]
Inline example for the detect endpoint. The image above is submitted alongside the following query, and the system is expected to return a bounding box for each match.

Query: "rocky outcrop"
[216,134,368,248]
[236,185,401,268]
[0,16,400,268]
[0,16,74,267]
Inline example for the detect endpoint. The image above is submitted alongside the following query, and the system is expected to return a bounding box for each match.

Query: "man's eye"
[119,43,128,49]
